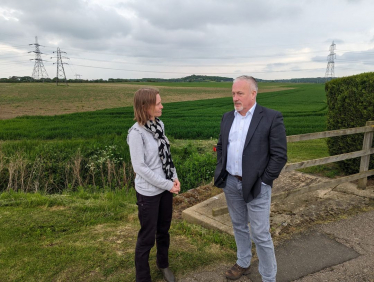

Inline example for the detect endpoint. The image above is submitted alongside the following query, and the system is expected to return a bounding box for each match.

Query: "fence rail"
[212,120,374,217]
[282,120,374,191]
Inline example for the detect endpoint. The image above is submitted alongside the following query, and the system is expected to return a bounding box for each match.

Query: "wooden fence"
[272,120,374,202]
[212,120,374,216]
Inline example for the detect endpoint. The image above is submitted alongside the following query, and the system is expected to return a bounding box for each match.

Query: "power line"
[65,55,324,67]
[0,61,34,66]
[69,62,326,75]
[0,68,33,75]
[3,40,374,64]
[44,54,374,69]
[2,39,374,79]
[0,53,33,59]
[3,55,373,69]
[0,44,30,49]
[2,39,374,59]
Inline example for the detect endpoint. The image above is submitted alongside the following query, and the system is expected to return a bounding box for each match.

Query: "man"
[214,75,287,281]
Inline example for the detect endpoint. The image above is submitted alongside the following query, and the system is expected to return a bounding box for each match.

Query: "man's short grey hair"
[234,75,258,92]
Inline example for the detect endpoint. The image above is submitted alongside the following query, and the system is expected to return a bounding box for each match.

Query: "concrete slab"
[294,210,374,281]
[182,174,374,239]
[181,171,331,236]
[248,231,360,282]
[182,192,234,235]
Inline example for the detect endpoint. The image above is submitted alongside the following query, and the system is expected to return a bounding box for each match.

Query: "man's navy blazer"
[214,104,287,203]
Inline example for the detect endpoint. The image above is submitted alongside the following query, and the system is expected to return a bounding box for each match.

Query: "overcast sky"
[1,0,374,80]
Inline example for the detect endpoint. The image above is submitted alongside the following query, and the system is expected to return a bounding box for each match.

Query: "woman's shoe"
[158,267,176,282]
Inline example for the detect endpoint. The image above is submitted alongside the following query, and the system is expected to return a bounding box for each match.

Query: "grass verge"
[0,189,236,282]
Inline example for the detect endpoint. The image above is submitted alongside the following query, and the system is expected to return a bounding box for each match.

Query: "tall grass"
[0,138,217,193]
[0,137,333,194]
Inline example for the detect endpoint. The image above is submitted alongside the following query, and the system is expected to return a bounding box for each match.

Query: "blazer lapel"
[223,111,235,147]
[244,105,263,149]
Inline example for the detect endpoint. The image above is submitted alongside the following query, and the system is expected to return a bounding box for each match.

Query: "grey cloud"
[313,49,374,66]
[0,18,28,41]
[324,39,344,44]
[261,62,300,74]
[265,63,289,69]
[113,0,304,62]
[312,56,328,63]
[1,0,131,47]
[338,49,374,65]
[129,19,209,48]
[2,0,374,80]
[1,0,75,10]
[122,0,302,31]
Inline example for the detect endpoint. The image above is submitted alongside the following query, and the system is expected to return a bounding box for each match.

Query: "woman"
[127,88,180,282]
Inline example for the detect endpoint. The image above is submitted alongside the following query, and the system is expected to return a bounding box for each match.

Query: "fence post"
[358,121,374,189]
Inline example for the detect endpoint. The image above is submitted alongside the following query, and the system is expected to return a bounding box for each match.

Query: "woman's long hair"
[133,88,159,125]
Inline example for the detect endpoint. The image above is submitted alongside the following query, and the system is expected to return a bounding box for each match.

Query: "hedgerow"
[326,72,374,174]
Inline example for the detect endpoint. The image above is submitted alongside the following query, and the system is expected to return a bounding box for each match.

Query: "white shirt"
[226,103,257,177]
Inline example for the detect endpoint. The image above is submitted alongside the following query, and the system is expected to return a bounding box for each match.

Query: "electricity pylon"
[29,36,49,81]
[325,41,336,82]
[52,48,69,86]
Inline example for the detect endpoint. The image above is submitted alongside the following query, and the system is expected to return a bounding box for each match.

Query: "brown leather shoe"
[225,263,250,280]
[159,267,176,282]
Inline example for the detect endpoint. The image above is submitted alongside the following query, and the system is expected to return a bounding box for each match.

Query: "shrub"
[172,144,216,192]
[325,72,374,174]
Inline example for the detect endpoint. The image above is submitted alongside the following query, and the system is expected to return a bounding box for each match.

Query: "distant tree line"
[257,77,326,84]
[0,76,90,83]
[0,74,234,83]
[108,74,234,83]
[1,75,327,84]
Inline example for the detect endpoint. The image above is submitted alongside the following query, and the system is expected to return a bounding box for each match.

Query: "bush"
[172,143,216,192]
[325,72,374,174]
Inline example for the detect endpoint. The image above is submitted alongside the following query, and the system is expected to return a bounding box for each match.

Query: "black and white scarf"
[144,118,176,180]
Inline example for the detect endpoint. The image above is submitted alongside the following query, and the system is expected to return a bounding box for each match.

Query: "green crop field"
[0,82,292,119]
[0,82,331,194]
[0,83,326,140]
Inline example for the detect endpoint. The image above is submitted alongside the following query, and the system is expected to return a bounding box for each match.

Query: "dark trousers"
[135,190,173,282]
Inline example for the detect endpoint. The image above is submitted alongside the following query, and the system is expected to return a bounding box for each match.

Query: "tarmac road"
[179,209,374,282]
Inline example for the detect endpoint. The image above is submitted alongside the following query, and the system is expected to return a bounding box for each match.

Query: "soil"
[172,171,326,220]
[173,183,222,219]
[0,83,292,120]
[173,172,374,239]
